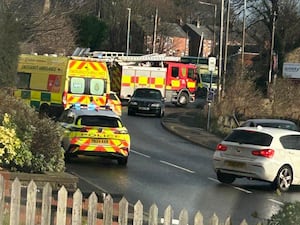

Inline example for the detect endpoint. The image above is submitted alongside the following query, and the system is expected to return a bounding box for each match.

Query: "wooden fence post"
[87,192,98,225]
[118,197,128,225]
[133,201,143,225]
[0,175,4,225]
[10,178,21,225]
[56,186,68,225]
[26,180,37,225]
[149,204,158,225]
[72,189,83,225]
[103,194,113,225]
[41,183,52,225]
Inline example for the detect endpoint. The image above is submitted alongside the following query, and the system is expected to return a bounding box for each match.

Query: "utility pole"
[217,0,225,102]
[198,1,217,56]
[268,1,277,84]
[223,0,231,97]
[126,8,131,56]
[153,8,158,54]
[241,0,246,72]
[43,0,50,14]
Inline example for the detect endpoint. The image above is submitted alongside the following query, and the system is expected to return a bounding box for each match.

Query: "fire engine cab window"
[187,68,195,79]
[70,77,85,94]
[171,67,179,78]
[90,79,105,95]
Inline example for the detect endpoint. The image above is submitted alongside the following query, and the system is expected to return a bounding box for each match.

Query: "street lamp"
[199,1,217,55]
[126,8,131,56]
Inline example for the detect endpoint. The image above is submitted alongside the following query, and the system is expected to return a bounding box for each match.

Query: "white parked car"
[213,126,300,191]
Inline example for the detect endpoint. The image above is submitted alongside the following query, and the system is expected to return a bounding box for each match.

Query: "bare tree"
[5,0,80,55]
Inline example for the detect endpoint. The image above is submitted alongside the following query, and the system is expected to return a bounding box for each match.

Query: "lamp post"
[241,0,246,71]
[126,8,131,56]
[268,4,277,84]
[199,1,217,55]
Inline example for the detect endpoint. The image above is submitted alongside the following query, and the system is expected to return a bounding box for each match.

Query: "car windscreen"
[224,130,273,146]
[77,116,120,127]
[252,122,298,131]
[134,89,162,99]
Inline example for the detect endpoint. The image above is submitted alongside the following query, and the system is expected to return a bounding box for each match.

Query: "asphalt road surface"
[66,105,300,225]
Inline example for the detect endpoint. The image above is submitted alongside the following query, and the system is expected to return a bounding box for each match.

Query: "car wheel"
[156,108,163,118]
[217,171,235,184]
[273,166,293,192]
[118,157,128,166]
[177,92,189,106]
[127,108,134,116]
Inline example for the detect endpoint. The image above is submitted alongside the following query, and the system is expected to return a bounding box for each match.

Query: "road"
[66,105,300,225]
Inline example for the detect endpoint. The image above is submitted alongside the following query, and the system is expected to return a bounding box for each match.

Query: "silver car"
[240,118,299,131]
[213,126,300,191]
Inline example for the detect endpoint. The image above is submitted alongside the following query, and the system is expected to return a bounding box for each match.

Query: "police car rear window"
[77,116,120,128]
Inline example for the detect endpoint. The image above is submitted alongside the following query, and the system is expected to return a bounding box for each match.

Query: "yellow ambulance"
[14,54,112,117]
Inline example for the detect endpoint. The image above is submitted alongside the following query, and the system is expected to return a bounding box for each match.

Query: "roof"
[183,23,213,39]
[233,126,300,136]
[244,119,296,125]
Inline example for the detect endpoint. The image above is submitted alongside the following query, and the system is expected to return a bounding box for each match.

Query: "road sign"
[208,57,216,72]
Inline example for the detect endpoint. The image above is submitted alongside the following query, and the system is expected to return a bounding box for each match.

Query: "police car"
[58,103,130,166]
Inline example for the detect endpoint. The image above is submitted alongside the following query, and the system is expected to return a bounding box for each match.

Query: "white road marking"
[208,177,219,182]
[70,171,109,193]
[131,149,151,158]
[159,160,195,173]
[208,177,252,194]
[268,199,284,205]
[233,186,252,194]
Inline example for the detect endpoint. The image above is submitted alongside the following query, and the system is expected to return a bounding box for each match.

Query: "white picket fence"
[0,175,263,225]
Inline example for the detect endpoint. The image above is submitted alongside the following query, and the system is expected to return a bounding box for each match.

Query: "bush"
[267,202,300,225]
[0,91,65,173]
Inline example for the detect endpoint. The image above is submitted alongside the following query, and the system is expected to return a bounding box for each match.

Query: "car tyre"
[118,157,128,166]
[127,108,134,116]
[177,92,189,106]
[217,171,235,184]
[156,108,164,118]
[273,166,293,192]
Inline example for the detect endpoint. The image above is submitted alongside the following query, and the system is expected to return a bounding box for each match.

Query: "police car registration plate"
[92,139,108,144]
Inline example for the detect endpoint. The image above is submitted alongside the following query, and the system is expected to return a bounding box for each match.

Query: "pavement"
[161,99,223,151]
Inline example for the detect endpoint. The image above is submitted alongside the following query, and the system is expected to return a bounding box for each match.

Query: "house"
[182,23,214,57]
[142,20,189,56]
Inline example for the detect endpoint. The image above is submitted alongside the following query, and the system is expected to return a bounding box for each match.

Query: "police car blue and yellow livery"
[59,104,130,165]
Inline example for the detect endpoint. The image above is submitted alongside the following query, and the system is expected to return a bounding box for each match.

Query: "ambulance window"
[171,67,179,78]
[16,72,31,89]
[90,79,105,95]
[70,77,85,94]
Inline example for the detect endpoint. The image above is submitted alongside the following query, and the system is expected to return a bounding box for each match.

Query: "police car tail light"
[252,149,274,158]
[62,91,67,107]
[114,130,128,134]
[121,147,129,152]
[69,126,88,132]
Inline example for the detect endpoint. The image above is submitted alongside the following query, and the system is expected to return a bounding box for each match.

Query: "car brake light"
[252,149,274,158]
[216,144,227,151]
[62,91,67,108]
[114,130,128,134]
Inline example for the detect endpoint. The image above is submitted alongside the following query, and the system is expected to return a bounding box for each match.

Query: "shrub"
[0,91,65,173]
[267,202,300,225]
